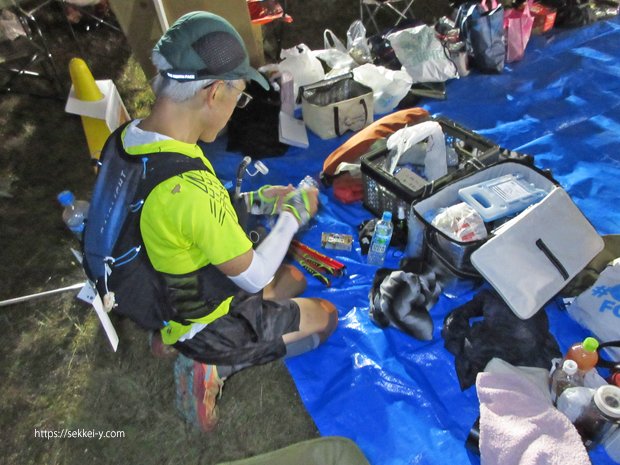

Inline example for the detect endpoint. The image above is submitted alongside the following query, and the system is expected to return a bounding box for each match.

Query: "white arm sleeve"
[228,212,299,293]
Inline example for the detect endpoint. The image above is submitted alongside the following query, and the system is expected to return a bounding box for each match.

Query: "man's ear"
[203,81,222,107]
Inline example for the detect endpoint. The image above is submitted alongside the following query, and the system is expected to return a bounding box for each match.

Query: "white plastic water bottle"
[298,175,319,190]
[367,211,393,266]
[57,190,89,238]
[293,176,319,231]
[550,359,583,405]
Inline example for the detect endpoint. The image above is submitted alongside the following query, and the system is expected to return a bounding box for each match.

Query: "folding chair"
[54,0,123,64]
[0,0,63,97]
[249,0,292,62]
[360,0,416,35]
[59,0,120,34]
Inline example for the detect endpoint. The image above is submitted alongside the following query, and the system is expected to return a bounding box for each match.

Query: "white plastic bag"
[314,29,356,73]
[431,202,488,242]
[279,44,325,101]
[385,121,448,181]
[0,9,26,41]
[347,20,372,65]
[324,29,348,53]
[352,63,413,115]
[387,25,458,83]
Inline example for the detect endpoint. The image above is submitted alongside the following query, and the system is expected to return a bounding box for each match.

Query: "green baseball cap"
[154,11,268,89]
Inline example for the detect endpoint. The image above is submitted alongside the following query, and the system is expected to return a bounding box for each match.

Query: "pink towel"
[476,370,591,465]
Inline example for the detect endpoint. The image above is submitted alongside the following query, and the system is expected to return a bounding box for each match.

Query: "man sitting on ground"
[112,11,338,431]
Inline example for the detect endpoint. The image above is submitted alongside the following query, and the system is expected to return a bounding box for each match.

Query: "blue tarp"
[208,16,620,465]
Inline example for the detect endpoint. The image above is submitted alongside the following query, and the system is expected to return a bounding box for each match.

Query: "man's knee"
[308,298,338,342]
[322,299,338,337]
[284,299,337,358]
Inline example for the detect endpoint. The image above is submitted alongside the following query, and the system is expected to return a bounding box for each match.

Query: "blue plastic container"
[457,174,547,222]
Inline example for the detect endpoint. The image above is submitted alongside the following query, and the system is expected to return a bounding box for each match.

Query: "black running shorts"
[173,291,300,368]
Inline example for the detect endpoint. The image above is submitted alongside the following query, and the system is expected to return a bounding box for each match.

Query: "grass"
[0,7,317,465]
[0,2,449,462]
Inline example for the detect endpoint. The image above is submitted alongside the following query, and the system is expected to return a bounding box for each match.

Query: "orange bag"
[321,107,430,180]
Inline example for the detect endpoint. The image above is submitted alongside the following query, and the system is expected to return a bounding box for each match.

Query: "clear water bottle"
[292,176,319,231]
[57,190,89,238]
[550,359,584,406]
[367,211,393,266]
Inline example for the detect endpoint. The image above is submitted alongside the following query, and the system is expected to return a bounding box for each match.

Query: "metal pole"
[0,283,83,307]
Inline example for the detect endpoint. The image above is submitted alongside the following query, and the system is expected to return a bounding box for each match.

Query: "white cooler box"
[409,160,604,319]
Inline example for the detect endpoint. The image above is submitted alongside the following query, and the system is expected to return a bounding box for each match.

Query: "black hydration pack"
[82,122,209,330]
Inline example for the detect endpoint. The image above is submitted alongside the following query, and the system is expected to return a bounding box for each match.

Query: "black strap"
[97,120,132,165]
[138,153,211,200]
[536,238,569,280]
[334,99,369,138]
[360,98,368,125]
[107,121,215,261]
[109,121,213,200]
[334,106,341,137]
[597,340,620,370]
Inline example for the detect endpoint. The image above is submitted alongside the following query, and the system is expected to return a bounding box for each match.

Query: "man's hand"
[282,187,319,226]
[261,184,295,212]
[241,184,294,215]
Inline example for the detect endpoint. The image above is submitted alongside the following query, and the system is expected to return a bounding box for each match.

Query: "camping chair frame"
[359,0,416,34]
[0,0,64,97]
[58,0,120,35]
[55,0,122,62]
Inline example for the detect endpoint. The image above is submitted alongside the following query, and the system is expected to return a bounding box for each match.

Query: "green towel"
[216,437,370,465]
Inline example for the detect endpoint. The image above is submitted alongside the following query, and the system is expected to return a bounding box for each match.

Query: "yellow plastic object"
[68,58,110,162]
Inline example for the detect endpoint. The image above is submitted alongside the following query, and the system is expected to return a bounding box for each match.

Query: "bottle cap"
[593,385,620,419]
[382,211,392,222]
[562,359,578,375]
[583,337,600,352]
[57,190,75,207]
[299,175,319,190]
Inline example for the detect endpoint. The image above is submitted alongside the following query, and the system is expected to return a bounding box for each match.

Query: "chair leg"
[402,0,424,22]
[362,4,382,35]
[27,7,65,94]
[0,2,65,98]
[361,0,417,35]
[385,1,409,21]
[1,52,40,94]
[274,0,288,60]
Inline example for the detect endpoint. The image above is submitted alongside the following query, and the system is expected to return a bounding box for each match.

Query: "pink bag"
[504,1,534,63]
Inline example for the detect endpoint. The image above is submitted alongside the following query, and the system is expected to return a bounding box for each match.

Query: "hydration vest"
[83,122,225,330]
